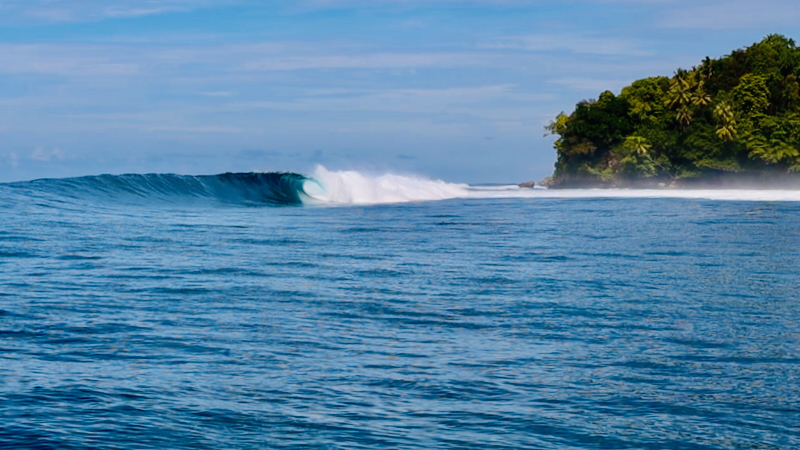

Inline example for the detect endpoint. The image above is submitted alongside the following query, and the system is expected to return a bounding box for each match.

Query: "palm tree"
[622,136,673,179]
[715,121,737,141]
[665,76,692,109]
[676,105,693,127]
[665,70,700,128]
[692,82,712,107]
[699,57,713,80]
[627,136,651,156]
[714,101,737,141]
[714,101,735,122]
[674,68,691,82]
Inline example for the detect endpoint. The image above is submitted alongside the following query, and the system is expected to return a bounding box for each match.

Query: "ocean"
[1,166,799,449]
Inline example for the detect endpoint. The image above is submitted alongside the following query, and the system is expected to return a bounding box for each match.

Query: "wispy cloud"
[103,6,178,18]
[548,77,634,92]
[200,91,237,97]
[30,84,546,135]
[0,44,140,76]
[481,34,653,56]
[0,41,538,78]
[287,0,538,9]
[658,0,800,29]
[31,148,65,162]
[138,125,245,133]
[240,53,503,71]
[217,84,550,122]
[1,0,236,23]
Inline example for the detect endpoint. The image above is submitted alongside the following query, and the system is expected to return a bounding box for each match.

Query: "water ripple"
[0,197,799,448]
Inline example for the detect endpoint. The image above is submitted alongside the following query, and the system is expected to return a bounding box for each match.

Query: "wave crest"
[304,166,471,205]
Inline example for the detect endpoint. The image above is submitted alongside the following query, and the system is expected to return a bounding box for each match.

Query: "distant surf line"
[5,165,800,207]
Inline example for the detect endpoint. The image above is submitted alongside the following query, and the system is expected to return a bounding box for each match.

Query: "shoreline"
[536,173,800,190]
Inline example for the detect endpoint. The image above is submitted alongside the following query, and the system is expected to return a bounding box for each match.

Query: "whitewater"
[307,166,800,204]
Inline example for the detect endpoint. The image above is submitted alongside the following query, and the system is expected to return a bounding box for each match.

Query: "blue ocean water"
[1,171,799,449]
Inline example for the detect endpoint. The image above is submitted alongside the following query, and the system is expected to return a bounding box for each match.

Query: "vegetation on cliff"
[546,35,800,186]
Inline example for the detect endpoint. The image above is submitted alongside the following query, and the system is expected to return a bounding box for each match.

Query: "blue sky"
[1,0,799,183]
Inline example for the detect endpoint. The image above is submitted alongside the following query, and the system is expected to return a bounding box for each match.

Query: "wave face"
[9,172,311,206]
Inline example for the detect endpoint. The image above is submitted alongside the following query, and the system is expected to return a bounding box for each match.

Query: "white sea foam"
[303,165,470,204]
[303,165,800,205]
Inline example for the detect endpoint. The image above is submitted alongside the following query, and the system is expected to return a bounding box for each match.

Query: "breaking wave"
[5,165,800,208]
[303,166,473,204]
[303,166,800,204]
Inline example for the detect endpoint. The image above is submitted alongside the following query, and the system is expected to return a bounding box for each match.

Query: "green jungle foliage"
[547,35,800,185]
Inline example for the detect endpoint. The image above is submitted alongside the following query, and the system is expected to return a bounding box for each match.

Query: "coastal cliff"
[546,35,800,188]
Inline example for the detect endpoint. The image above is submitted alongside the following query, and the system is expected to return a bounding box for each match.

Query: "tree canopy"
[546,35,800,186]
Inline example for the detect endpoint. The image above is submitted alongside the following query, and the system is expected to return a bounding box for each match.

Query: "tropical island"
[544,34,800,188]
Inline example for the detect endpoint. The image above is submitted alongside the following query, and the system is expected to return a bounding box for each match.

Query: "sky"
[1,0,799,183]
